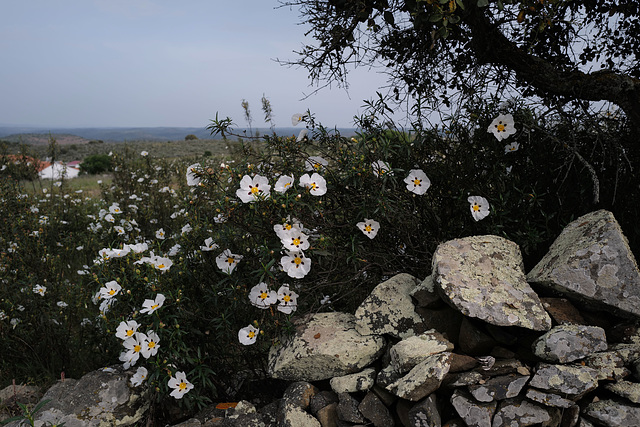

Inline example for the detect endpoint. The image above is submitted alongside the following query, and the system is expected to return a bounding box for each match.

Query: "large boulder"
[267,312,386,381]
[528,210,640,318]
[432,235,552,331]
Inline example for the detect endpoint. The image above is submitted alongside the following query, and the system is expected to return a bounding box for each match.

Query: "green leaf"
[477,0,489,6]
[383,11,395,25]
[456,0,465,10]
[429,13,443,22]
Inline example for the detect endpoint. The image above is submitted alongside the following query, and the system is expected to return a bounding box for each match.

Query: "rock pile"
[5,209,640,426]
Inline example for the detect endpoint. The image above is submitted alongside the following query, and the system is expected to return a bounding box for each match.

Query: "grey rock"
[468,374,529,402]
[584,351,629,381]
[309,391,339,416]
[390,330,454,373]
[407,394,440,427]
[442,371,484,389]
[605,380,640,404]
[355,273,425,339]
[386,352,452,401]
[315,402,338,427]
[278,402,321,427]
[450,389,496,427]
[492,397,553,427]
[432,235,552,331]
[376,363,402,388]
[410,275,443,308]
[525,388,575,408]
[532,324,608,363]
[281,382,318,410]
[330,368,376,393]
[584,398,640,427]
[3,366,148,427]
[336,393,364,424]
[358,391,394,427]
[528,210,640,318]
[267,312,386,381]
[529,363,599,397]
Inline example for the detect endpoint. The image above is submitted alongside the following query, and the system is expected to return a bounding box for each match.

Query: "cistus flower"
[168,371,194,399]
[141,330,160,358]
[274,217,302,240]
[468,196,490,221]
[281,251,311,279]
[297,128,308,142]
[504,142,520,153]
[141,151,148,157]
[99,280,122,299]
[216,249,243,274]
[33,284,46,296]
[305,156,328,172]
[120,332,146,368]
[488,114,517,141]
[116,320,140,340]
[403,169,431,195]
[277,284,299,314]
[238,324,259,345]
[291,113,305,126]
[130,366,148,387]
[299,173,327,196]
[155,228,166,240]
[356,219,380,239]
[236,174,271,203]
[200,237,219,251]
[274,175,295,193]
[280,228,310,251]
[248,282,278,309]
[372,160,392,178]
[186,163,202,186]
[140,293,166,315]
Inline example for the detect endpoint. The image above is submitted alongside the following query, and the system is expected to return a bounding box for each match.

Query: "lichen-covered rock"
[605,380,640,404]
[584,399,640,426]
[389,330,454,373]
[432,235,552,331]
[410,275,443,308]
[278,402,321,427]
[267,312,386,381]
[492,397,555,427]
[532,324,608,363]
[3,366,149,427]
[355,273,426,339]
[528,363,599,397]
[584,351,630,381]
[525,388,575,408]
[386,352,452,401]
[527,210,640,318]
[408,394,440,427]
[450,389,496,427]
[330,368,376,393]
[358,391,394,427]
[337,392,365,423]
[467,374,529,402]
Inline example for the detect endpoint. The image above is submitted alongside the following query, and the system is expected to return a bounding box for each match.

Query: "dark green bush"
[80,154,113,174]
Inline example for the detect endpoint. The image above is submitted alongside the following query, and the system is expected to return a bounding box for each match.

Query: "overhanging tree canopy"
[281,0,640,124]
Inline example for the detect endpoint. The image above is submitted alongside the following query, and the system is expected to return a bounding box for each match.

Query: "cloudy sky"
[0,1,393,129]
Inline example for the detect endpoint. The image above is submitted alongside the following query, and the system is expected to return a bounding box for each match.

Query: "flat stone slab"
[268,312,386,381]
[585,399,640,426]
[432,235,551,331]
[532,324,608,363]
[386,352,452,401]
[528,210,640,318]
[529,363,599,397]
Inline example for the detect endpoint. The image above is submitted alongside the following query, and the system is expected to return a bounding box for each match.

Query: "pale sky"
[0,1,392,129]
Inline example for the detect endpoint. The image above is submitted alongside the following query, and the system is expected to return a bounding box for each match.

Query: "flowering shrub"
[1,97,638,421]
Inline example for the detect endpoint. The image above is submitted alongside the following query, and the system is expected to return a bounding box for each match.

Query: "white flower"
[236,174,271,203]
[504,142,520,153]
[181,224,192,235]
[151,256,172,272]
[297,128,308,142]
[168,371,194,399]
[186,163,202,186]
[114,226,126,235]
[468,196,490,221]
[372,160,391,177]
[109,204,122,214]
[57,301,68,308]
[280,228,310,251]
[116,320,140,340]
[281,251,311,279]
[299,173,327,196]
[304,156,328,172]
[277,284,298,314]
[99,280,122,299]
[140,294,166,315]
[141,151,149,157]
[320,295,331,305]
[104,213,115,223]
[274,217,303,240]
[274,175,295,193]
[141,330,160,358]
[404,169,431,195]
[130,366,148,387]
[155,228,166,240]
[200,237,219,252]
[33,284,46,296]
[291,113,305,126]
[487,114,517,141]
[356,219,380,239]
[120,332,146,368]
[248,282,278,309]
[238,324,259,345]
[167,244,181,256]
[216,249,243,274]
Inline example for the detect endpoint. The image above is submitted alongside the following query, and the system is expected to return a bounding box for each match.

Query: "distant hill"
[0,126,358,143]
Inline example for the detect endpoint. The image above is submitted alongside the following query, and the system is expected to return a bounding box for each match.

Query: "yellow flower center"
[179,381,187,391]
[285,224,292,230]
[260,291,268,300]
[134,345,141,353]
[283,295,291,302]
[109,289,116,295]
[227,257,235,265]
[151,304,159,309]
[248,330,255,338]
[284,182,291,188]
[413,178,421,186]
[148,341,156,348]
[365,225,372,232]
[314,163,321,170]
[294,256,302,265]
[473,204,481,212]
[292,238,301,246]
[496,123,506,132]
[251,186,260,194]
[310,183,317,190]
[126,329,134,336]
[157,264,165,269]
